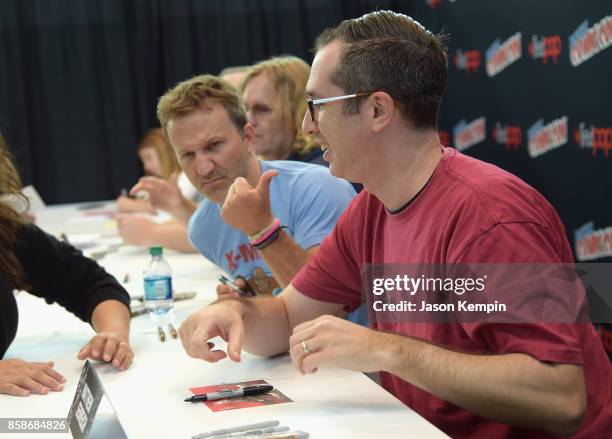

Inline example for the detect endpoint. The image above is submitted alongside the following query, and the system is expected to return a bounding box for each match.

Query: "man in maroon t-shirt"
[179,11,611,438]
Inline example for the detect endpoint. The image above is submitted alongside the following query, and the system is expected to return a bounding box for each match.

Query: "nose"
[247,109,257,127]
[195,154,215,177]
[302,111,318,136]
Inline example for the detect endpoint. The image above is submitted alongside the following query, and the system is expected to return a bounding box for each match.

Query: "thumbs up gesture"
[220,170,278,235]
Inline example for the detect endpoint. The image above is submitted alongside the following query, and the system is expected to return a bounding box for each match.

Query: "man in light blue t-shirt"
[156,74,356,306]
[189,159,354,296]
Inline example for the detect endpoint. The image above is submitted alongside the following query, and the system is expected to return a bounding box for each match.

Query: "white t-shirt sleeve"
[177,172,201,202]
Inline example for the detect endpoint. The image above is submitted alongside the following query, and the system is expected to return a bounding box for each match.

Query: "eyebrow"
[249,103,272,110]
[176,135,223,153]
[202,136,222,146]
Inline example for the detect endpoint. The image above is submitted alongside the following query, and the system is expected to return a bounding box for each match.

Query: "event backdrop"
[416,1,611,351]
[415,0,611,264]
[3,0,607,265]
[0,0,415,204]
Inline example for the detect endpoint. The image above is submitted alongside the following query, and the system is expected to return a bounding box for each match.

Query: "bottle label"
[143,276,173,301]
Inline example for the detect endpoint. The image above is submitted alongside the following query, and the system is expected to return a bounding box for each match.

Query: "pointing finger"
[227,319,245,362]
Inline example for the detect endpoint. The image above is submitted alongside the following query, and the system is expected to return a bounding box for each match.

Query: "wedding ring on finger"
[301,340,310,354]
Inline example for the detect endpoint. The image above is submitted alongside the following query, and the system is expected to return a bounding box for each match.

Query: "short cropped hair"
[315,10,448,129]
[241,56,318,156]
[157,75,247,134]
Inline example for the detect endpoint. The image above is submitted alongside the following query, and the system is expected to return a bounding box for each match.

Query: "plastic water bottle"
[143,246,173,315]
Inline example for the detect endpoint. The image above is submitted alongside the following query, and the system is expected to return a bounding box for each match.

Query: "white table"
[1,202,448,438]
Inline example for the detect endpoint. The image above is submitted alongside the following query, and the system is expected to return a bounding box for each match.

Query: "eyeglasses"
[306,92,373,122]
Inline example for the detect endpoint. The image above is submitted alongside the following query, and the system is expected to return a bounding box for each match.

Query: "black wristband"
[254,225,286,250]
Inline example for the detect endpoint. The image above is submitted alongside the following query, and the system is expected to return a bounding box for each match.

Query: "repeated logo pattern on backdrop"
[418,0,612,353]
[418,1,612,263]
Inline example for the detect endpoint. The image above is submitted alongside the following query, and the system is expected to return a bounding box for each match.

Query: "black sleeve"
[15,224,130,323]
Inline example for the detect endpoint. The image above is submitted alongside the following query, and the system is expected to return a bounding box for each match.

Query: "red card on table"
[189,379,292,412]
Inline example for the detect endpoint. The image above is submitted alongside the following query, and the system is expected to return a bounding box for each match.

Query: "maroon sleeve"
[291,201,362,311]
[454,222,584,365]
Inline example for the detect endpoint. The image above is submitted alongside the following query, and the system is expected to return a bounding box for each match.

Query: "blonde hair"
[137,128,180,179]
[219,65,250,77]
[241,56,318,157]
[157,75,247,135]
[0,132,28,289]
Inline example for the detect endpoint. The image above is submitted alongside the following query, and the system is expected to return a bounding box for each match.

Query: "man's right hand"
[130,173,183,213]
[0,359,66,396]
[178,301,245,363]
[216,277,249,299]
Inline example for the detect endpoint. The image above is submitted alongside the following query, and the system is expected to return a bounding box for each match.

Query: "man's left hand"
[220,170,278,235]
[289,315,387,375]
[77,332,133,371]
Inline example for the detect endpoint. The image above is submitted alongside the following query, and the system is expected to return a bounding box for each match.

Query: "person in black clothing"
[0,133,133,397]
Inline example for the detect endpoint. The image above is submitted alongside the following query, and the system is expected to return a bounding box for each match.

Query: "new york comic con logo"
[575,222,612,261]
[528,34,562,63]
[575,123,612,158]
[454,49,481,73]
[492,122,521,149]
[527,116,568,158]
[569,14,612,67]
[485,32,522,77]
[426,0,458,8]
[453,117,486,151]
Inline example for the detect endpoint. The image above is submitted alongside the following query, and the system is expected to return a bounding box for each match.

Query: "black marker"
[185,384,273,403]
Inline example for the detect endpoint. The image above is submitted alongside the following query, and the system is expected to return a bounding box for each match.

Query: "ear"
[368,91,395,134]
[242,122,255,144]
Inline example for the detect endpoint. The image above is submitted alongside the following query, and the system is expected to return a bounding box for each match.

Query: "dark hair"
[0,132,28,289]
[315,10,448,129]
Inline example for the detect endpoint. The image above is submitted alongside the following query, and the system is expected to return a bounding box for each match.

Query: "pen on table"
[130,308,147,318]
[191,421,280,439]
[250,432,308,439]
[168,323,178,338]
[209,426,289,439]
[131,291,196,302]
[157,325,166,342]
[218,275,249,296]
[185,384,273,403]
